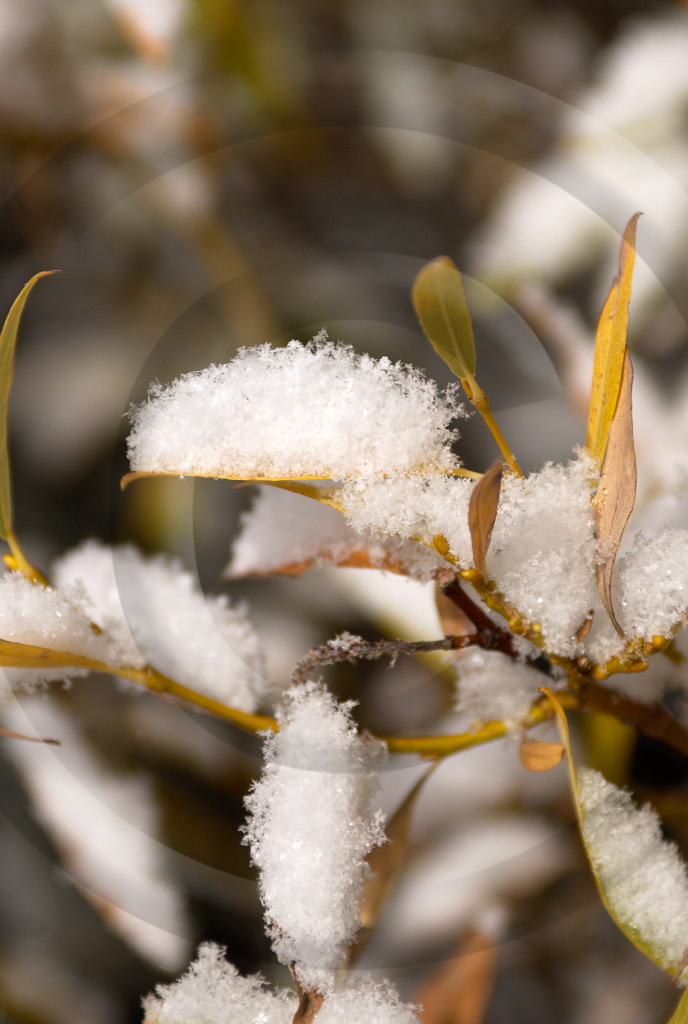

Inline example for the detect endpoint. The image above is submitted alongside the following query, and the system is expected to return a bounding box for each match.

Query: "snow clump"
[52,541,266,709]
[142,943,421,1023]
[242,681,388,993]
[578,766,688,979]
[127,333,463,480]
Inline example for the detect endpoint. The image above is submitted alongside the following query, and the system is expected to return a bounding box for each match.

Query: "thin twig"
[290,629,551,686]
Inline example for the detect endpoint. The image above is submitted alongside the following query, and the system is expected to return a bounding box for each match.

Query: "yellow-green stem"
[380,692,579,757]
[6,530,48,585]
[461,377,522,477]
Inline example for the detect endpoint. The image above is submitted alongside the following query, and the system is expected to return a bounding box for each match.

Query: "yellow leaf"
[0,637,109,671]
[668,983,688,1024]
[543,687,688,982]
[518,737,564,772]
[121,469,340,490]
[0,272,57,540]
[593,348,637,637]
[586,213,641,463]
[468,457,503,580]
[412,257,476,380]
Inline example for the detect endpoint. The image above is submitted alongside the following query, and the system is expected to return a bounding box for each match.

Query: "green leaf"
[0,272,57,540]
[412,257,476,380]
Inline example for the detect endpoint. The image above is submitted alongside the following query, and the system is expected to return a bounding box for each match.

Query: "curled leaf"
[586,213,640,464]
[574,610,594,644]
[412,257,476,380]
[0,272,57,541]
[518,737,565,772]
[593,349,637,638]
[468,458,503,579]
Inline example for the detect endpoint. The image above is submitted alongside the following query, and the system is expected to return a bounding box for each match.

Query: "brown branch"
[290,973,324,1024]
[579,681,688,759]
[290,628,555,686]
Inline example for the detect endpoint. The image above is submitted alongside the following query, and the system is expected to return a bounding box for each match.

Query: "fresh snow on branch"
[53,541,266,709]
[242,682,387,992]
[0,571,111,693]
[143,943,421,1023]
[227,486,445,580]
[127,334,463,479]
[142,943,296,1023]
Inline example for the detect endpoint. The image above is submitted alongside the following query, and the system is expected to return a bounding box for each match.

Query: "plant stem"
[460,376,522,477]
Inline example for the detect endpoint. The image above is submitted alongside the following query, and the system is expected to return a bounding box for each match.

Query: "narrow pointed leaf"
[468,457,503,579]
[412,256,476,380]
[544,688,688,982]
[0,637,112,671]
[0,272,57,540]
[518,737,565,772]
[668,984,688,1024]
[586,213,641,463]
[121,469,340,490]
[349,763,438,965]
[414,928,499,1024]
[593,349,637,638]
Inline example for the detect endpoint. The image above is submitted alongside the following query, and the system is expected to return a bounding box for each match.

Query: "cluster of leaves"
[2,214,688,1022]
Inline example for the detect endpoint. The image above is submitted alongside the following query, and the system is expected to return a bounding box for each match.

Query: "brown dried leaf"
[230,547,416,580]
[468,458,503,579]
[349,763,438,965]
[593,348,637,638]
[415,929,499,1024]
[518,737,565,772]
[0,726,59,745]
[574,609,595,644]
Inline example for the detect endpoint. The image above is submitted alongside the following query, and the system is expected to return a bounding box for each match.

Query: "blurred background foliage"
[1,1,688,1022]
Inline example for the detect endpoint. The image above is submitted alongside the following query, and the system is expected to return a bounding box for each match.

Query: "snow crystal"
[52,541,266,710]
[342,474,474,567]
[127,335,463,479]
[227,486,445,581]
[578,767,688,977]
[486,455,598,657]
[142,943,295,1024]
[0,570,111,694]
[343,454,599,658]
[616,528,688,640]
[242,682,387,992]
[454,649,548,724]
[314,975,421,1024]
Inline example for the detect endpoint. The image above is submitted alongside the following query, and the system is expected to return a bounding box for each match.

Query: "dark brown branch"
[439,575,553,675]
[580,681,688,760]
[291,628,555,686]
